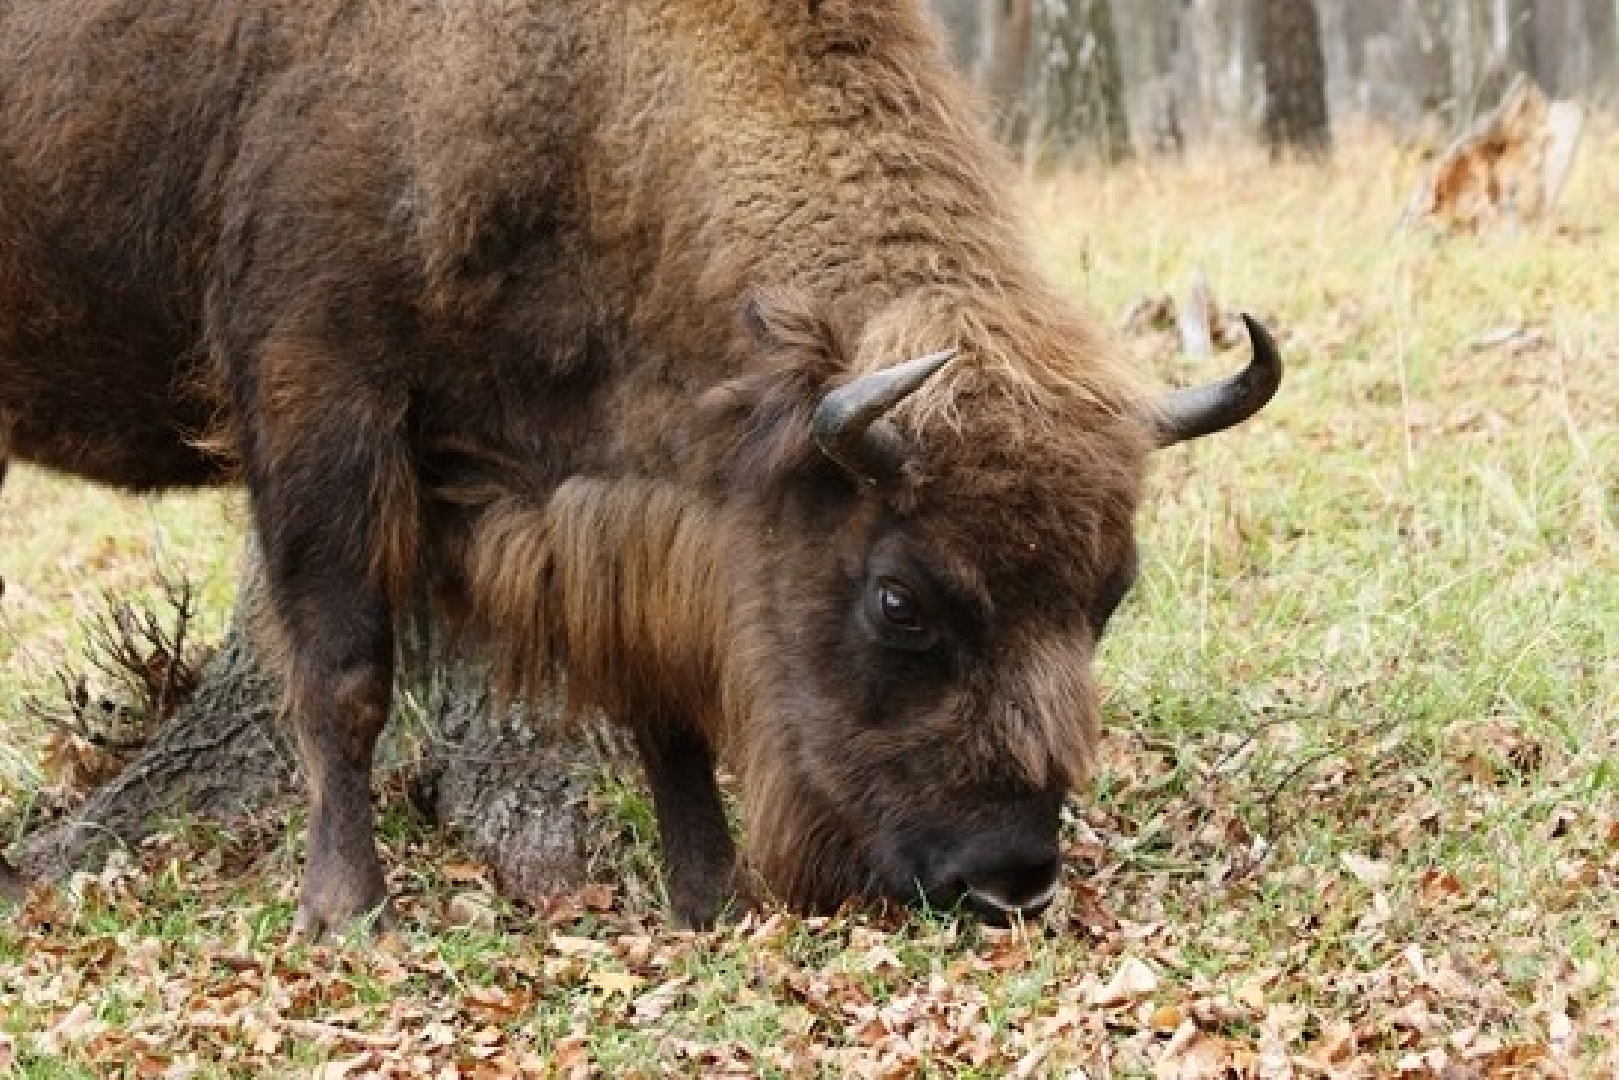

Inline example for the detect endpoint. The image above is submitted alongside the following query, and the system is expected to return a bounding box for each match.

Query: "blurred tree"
[1529,0,1617,99]
[930,0,982,71]
[976,0,1038,144]
[1254,0,1331,156]
[1127,0,1187,153]
[1036,0,1132,161]
[973,0,1131,163]
[1186,0,1260,137]
[1403,0,1455,115]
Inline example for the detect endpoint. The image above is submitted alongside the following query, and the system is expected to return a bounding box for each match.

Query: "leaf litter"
[3,708,1612,1078]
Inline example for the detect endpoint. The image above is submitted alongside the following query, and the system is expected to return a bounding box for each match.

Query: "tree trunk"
[1254,0,1331,157]
[1493,0,1536,78]
[976,0,1037,145]
[1529,0,1617,99]
[1034,0,1133,164]
[10,548,613,907]
[1126,0,1188,153]
[975,0,1131,164]
[1403,0,1456,117]
[930,0,983,74]
[1183,0,1259,139]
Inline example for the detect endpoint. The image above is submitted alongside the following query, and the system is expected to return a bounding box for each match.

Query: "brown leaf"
[552,1036,590,1079]
[42,730,123,794]
[577,883,616,912]
[464,985,529,1023]
[1151,1005,1186,1033]
[1418,868,1463,903]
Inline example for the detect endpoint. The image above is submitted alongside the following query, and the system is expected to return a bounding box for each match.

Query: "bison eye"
[876,579,923,631]
[863,573,944,654]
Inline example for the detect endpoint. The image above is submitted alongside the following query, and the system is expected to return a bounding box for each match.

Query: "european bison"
[0,0,1280,931]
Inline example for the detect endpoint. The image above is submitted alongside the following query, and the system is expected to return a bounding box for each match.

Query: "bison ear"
[695,289,850,492]
[739,287,847,363]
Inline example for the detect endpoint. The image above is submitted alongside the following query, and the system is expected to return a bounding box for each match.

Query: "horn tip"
[1238,313,1283,398]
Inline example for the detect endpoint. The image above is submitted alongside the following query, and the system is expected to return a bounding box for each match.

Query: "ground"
[1,128,1614,1077]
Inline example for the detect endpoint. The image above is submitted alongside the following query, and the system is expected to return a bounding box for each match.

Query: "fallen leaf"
[464,985,529,1022]
[1151,1004,1185,1033]
[578,883,616,911]
[1090,957,1159,1007]
[632,977,690,1025]
[1419,868,1463,902]
[445,892,497,930]
[549,934,608,958]
[1340,852,1392,886]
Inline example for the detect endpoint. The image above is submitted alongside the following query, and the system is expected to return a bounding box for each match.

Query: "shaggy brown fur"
[0,0,1221,929]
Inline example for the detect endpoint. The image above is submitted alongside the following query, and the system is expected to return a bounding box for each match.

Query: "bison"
[0,0,1280,931]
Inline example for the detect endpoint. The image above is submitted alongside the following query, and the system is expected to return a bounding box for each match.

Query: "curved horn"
[1152,314,1282,446]
[813,348,957,482]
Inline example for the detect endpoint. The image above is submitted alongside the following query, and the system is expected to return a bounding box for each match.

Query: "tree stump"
[1402,74,1585,234]
[7,548,619,908]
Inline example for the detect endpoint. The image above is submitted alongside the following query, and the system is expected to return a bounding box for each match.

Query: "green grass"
[2,127,1615,1075]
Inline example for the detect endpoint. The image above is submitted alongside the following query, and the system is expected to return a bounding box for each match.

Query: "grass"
[2,126,1615,1076]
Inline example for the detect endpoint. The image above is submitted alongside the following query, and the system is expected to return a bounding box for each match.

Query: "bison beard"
[0,0,1279,931]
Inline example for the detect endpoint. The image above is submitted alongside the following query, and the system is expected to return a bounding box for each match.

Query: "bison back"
[0,0,359,488]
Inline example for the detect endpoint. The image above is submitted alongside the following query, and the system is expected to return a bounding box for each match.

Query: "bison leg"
[284,620,393,940]
[631,722,741,929]
[246,389,408,938]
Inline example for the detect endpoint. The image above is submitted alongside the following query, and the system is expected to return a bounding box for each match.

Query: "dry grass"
[1,126,1615,1076]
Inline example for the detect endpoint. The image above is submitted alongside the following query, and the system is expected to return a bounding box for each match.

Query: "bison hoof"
[293,856,390,941]
[293,890,392,941]
[671,893,746,931]
[669,872,756,930]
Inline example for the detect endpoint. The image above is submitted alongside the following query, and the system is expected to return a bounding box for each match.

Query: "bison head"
[700,290,1281,921]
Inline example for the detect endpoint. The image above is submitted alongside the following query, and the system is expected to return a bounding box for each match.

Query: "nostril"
[966,852,1062,916]
[1006,855,1061,903]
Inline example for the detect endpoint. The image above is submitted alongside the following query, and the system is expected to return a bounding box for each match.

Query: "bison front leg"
[245,377,409,938]
[270,548,395,940]
[631,722,743,929]
[285,627,394,939]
